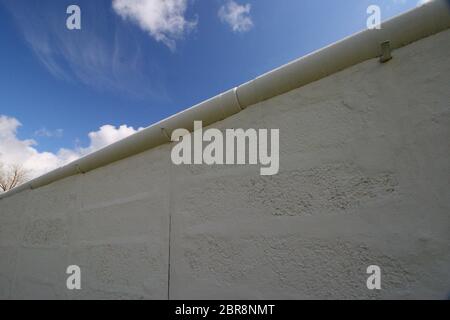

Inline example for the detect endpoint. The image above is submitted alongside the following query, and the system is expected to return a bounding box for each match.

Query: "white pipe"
[1,0,449,200]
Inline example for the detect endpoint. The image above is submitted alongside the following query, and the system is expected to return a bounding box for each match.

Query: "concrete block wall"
[0,29,449,299]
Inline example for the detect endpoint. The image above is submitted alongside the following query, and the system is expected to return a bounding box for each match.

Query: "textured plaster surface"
[0,29,449,299]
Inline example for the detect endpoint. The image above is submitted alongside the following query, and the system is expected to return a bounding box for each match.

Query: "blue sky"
[0,0,425,177]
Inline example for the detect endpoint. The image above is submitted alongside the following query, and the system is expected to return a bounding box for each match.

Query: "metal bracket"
[379,41,392,63]
[75,164,85,174]
[161,128,171,141]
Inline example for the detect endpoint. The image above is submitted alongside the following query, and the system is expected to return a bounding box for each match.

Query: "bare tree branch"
[0,163,30,192]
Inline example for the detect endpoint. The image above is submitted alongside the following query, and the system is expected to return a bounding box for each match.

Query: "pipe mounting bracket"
[380,41,393,63]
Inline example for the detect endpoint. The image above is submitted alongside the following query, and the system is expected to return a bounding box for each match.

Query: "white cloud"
[219,1,253,33]
[393,0,432,7]
[417,0,431,6]
[82,124,143,153]
[0,115,143,179]
[112,0,197,50]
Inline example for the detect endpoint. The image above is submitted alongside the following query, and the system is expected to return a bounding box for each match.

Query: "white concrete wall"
[1,29,449,300]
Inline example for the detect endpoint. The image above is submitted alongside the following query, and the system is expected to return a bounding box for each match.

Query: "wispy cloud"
[219,1,253,33]
[0,114,143,179]
[1,0,166,99]
[34,128,64,138]
[112,0,197,51]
